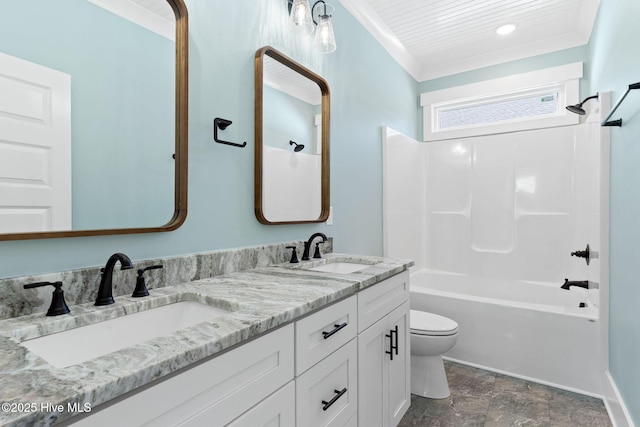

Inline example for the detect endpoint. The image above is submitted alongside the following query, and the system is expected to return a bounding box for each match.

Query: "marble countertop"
[0,253,412,427]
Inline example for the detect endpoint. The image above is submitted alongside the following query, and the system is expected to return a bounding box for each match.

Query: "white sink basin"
[308,262,372,274]
[21,301,231,368]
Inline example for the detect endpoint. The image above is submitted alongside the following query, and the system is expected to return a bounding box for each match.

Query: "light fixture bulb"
[313,14,336,53]
[288,0,314,36]
[496,24,516,35]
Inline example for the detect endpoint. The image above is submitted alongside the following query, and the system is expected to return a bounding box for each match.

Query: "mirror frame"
[254,46,330,225]
[0,0,188,241]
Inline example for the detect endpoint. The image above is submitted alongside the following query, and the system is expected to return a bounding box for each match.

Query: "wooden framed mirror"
[0,0,188,241]
[254,46,330,224]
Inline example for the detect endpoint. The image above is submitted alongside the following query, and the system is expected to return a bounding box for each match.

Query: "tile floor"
[399,361,612,427]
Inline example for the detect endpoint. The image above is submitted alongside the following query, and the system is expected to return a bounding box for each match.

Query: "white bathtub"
[410,269,602,395]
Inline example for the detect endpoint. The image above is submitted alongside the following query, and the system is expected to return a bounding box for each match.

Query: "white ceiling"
[128,0,175,22]
[88,0,175,40]
[339,0,600,82]
[264,56,322,105]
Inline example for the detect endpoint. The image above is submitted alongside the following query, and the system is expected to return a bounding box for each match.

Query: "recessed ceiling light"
[496,24,516,35]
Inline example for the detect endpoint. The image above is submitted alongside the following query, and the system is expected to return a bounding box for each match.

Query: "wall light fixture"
[288,0,337,53]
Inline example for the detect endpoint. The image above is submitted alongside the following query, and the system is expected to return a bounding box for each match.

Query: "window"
[421,63,582,141]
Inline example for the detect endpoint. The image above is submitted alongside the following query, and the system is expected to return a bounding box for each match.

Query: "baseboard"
[443,356,602,399]
[603,371,636,427]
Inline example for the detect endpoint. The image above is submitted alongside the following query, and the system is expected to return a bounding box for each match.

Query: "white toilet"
[410,309,459,399]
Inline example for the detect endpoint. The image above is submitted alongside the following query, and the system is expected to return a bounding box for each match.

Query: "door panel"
[0,52,71,232]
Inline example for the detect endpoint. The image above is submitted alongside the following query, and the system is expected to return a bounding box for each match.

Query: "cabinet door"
[387,301,411,426]
[226,381,295,427]
[357,316,389,427]
[357,301,410,427]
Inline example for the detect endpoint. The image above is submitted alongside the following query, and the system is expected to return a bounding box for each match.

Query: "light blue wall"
[417,46,590,93]
[588,0,640,424]
[0,0,417,278]
[0,0,174,229]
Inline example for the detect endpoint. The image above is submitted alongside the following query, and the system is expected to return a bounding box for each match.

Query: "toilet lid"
[410,310,458,336]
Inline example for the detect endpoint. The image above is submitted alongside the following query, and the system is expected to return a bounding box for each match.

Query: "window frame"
[421,62,583,142]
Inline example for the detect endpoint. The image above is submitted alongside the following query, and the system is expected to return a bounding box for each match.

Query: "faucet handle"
[286,246,299,263]
[570,244,590,265]
[132,265,163,298]
[23,281,71,316]
[313,242,324,259]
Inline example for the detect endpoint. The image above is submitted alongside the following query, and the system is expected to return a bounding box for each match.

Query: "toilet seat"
[410,310,458,336]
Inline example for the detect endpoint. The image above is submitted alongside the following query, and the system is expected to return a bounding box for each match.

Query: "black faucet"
[95,253,134,306]
[561,278,589,290]
[302,232,328,261]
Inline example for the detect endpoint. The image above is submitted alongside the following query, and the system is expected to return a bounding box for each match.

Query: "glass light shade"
[289,0,314,36]
[313,15,336,53]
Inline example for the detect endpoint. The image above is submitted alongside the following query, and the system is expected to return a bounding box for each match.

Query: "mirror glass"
[0,0,187,240]
[255,47,330,224]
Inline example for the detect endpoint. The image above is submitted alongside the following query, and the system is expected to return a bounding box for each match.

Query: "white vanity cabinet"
[62,272,410,427]
[357,271,411,427]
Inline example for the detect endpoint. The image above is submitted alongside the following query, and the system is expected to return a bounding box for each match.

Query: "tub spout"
[561,278,589,290]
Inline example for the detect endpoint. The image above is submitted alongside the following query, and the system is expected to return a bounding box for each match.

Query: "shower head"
[566,94,599,115]
[289,140,305,152]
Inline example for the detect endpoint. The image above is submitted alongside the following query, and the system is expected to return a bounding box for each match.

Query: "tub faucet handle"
[570,244,590,265]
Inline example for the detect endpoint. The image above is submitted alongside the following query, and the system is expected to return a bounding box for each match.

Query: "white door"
[0,51,71,233]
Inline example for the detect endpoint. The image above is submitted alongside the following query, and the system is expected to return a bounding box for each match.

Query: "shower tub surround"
[383,109,608,397]
[0,249,412,427]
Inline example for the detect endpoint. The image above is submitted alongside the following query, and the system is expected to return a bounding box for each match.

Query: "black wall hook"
[214,118,247,148]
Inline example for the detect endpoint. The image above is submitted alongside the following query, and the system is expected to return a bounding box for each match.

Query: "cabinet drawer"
[68,324,294,427]
[296,296,357,375]
[227,381,295,427]
[296,339,358,427]
[358,271,409,332]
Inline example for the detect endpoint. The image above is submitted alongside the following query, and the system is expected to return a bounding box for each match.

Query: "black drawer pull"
[322,322,348,339]
[385,325,399,360]
[393,325,399,356]
[321,388,347,411]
